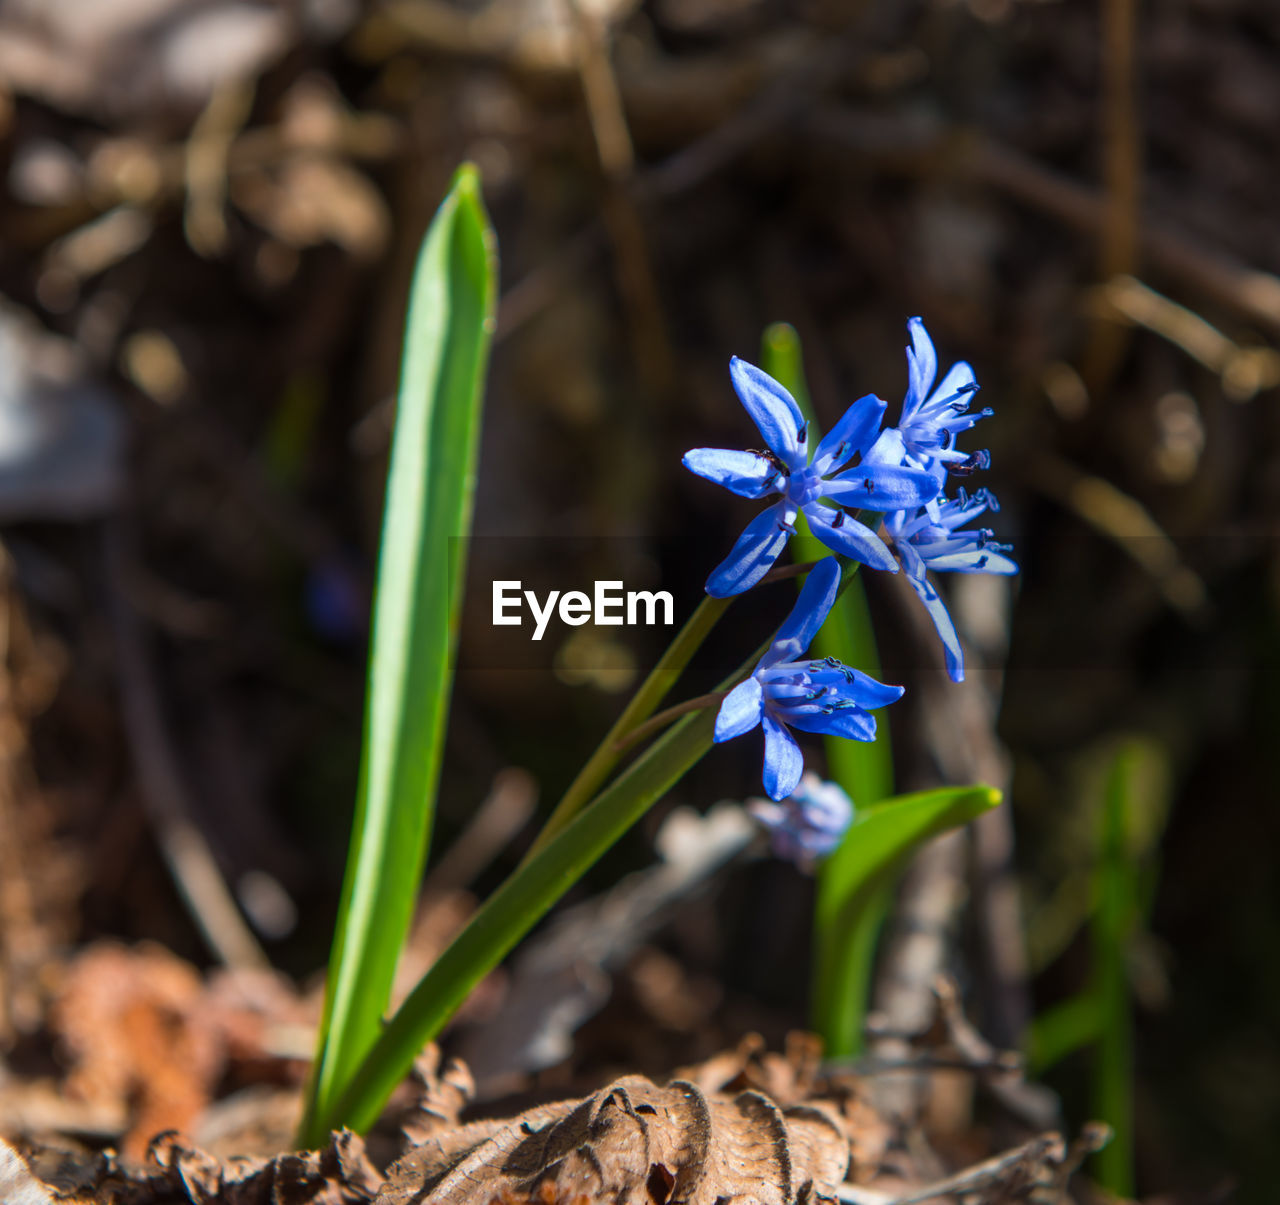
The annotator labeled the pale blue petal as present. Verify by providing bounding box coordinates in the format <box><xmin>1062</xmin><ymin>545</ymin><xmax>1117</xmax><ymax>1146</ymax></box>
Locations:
<box><xmin>823</xmin><ymin>463</ymin><xmax>941</xmax><ymax>512</ymax></box>
<box><xmin>683</xmin><ymin>448</ymin><xmax>781</xmax><ymax>499</ymax></box>
<box><xmin>729</xmin><ymin>357</ymin><xmax>806</xmax><ymax>468</ymax></box>
<box><xmin>908</xmin><ymin>574</ymin><xmax>965</xmax><ymax>683</ymax></box>
<box><xmin>761</xmin><ymin>714</ymin><xmax>804</xmax><ymax>801</ymax></box>
<box><xmin>812</xmin><ymin>394</ymin><xmax>885</xmax><ymax>474</ymax></box>
<box><xmin>787</xmin><ymin>706</ymin><xmax>878</xmax><ymax>742</ymax></box>
<box><xmin>864</xmin><ymin>426</ymin><xmax>908</xmax><ymax>467</ymax></box>
<box><xmin>714</xmin><ymin>676</ymin><xmax>764</xmax><ymax>742</ymax></box>
<box><xmin>895</xmin><ymin>536</ymin><xmax>929</xmax><ymax>583</ymax></box>
<box><xmin>705</xmin><ymin>503</ymin><xmax>792</xmax><ymax>597</ymax></box>
<box><xmin>772</xmin><ymin>556</ymin><xmax>840</xmax><ymax>654</ymax></box>
<box><xmin>806</xmin><ymin>507</ymin><xmax>899</xmax><ymax>573</ymax></box>
<box><xmin>926</xmin><ymin>549</ymin><xmax>1019</xmax><ymax>575</ymax></box>
<box><xmin>903</xmin><ymin>317</ymin><xmax>937</xmax><ymax>421</ymax></box>
<box><xmin>929</xmin><ymin>360</ymin><xmax>977</xmax><ymax>406</ymax></box>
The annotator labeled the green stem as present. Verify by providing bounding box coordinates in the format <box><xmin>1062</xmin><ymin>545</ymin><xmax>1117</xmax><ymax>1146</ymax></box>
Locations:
<box><xmin>612</xmin><ymin>690</ymin><xmax>729</xmax><ymax>752</ymax></box>
<box><xmin>527</xmin><ymin>593</ymin><xmax>728</xmax><ymax>858</ymax></box>
<box><xmin>812</xmin><ymin>879</ymin><xmax>893</xmax><ymax>1054</ymax></box>
<box><xmin>1092</xmin><ymin>746</ymin><xmax>1139</xmax><ymax>1197</ymax></box>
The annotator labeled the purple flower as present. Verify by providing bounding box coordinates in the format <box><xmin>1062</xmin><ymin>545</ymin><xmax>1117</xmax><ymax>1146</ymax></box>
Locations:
<box><xmin>684</xmin><ymin>358</ymin><xmax>939</xmax><ymax>597</ymax></box>
<box><xmin>713</xmin><ymin>558</ymin><xmax>904</xmax><ymax>799</ymax></box>
<box><xmin>749</xmin><ymin>772</ymin><xmax>854</xmax><ymax>869</ymax></box>
<box><xmin>884</xmin><ymin>487</ymin><xmax>1018</xmax><ymax>683</ymax></box>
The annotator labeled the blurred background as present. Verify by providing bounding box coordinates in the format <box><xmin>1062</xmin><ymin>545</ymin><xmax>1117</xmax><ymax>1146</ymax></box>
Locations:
<box><xmin>0</xmin><ymin>0</ymin><xmax>1276</xmax><ymax>1198</ymax></box>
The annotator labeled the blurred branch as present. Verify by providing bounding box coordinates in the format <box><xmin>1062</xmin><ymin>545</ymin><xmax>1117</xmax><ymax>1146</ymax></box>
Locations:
<box><xmin>1096</xmin><ymin>275</ymin><xmax>1280</xmax><ymax>401</ymax></box>
<box><xmin>499</xmin><ymin>30</ymin><xmax>869</xmax><ymax>341</ymax></box>
<box><xmin>567</xmin><ymin>0</ymin><xmax>673</xmax><ymax>394</ymax></box>
<box><xmin>1082</xmin><ymin>0</ymin><xmax>1141</xmax><ymax>389</ymax></box>
<box><xmin>184</xmin><ymin>78</ymin><xmax>256</xmax><ymax>258</ymax></box>
<box><xmin>102</xmin><ymin>521</ymin><xmax>268</xmax><ymax>972</ymax></box>
<box><xmin>808</xmin><ymin>111</ymin><xmax>1280</xmax><ymax>339</ymax></box>
<box><xmin>1025</xmin><ymin>453</ymin><xmax>1210</xmax><ymax>621</ymax></box>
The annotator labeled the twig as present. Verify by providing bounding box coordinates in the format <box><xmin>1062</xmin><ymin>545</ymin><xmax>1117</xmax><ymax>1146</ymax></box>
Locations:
<box><xmin>867</xmin><ymin>829</ymin><xmax>967</xmax><ymax>1123</ymax></box>
<box><xmin>1098</xmin><ymin>274</ymin><xmax>1280</xmax><ymax>400</ymax></box>
<box><xmin>102</xmin><ymin>521</ymin><xmax>267</xmax><ymax>971</ymax></box>
<box><xmin>567</xmin><ymin>0</ymin><xmax>673</xmax><ymax>394</ymax></box>
<box><xmin>758</xmin><ymin>558</ymin><xmax>821</xmax><ymax>585</ymax></box>
<box><xmin>836</xmin><ymin>1134</ymin><xmax>1064</xmax><ymax>1205</ymax></box>
<box><xmin>1024</xmin><ymin>452</ymin><xmax>1209</xmax><ymax>620</ymax></box>
<box><xmin>183</xmin><ymin>77</ymin><xmax>255</xmax><ymax>257</ymax></box>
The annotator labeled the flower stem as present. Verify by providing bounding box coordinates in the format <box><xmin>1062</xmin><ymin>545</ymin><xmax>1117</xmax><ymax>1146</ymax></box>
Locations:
<box><xmin>525</xmin><ymin>594</ymin><xmax>730</xmax><ymax>859</ymax></box>
<box><xmin>611</xmin><ymin>690</ymin><xmax>729</xmax><ymax>753</ymax></box>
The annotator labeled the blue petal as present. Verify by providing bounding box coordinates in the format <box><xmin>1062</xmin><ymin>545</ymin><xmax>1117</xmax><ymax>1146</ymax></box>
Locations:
<box><xmin>761</xmin><ymin>714</ymin><xmax>804</xmax><ymax>800</ymax></box>
<box><xmin>805</xmin><ymin>507</ymin><xmax>898</xmax><ymax>573</ymax></box>
<box><xmin>907</xmin><ymin>574</ymin><xmax>965</xmax><ymax>683</ymax></box>
<box><xmin>787</xmin><ymin>706</ymin><xmax>878</xmax><ymax>742</ymax></box>
<box><xmin>772</xmin><ymin>556</ymin><xmax>840</xmax><ymax>654</ymax></box>
<box><xmin>926</xmin><ymin>549</ymin><xmax>1019</xmax><ymax>575</ymax></box>
<box><xmin>894</xmin><ymin>536</ymin><xmax>929</xmax><ymax>583</ymax></box>
<box><xmin>715</xmin><ymin>676</ymin><xmax>764</xmax><ymax>742</ymax></box>
<box><xmin>903</xmin><ymin>317</ymin><xmax>938</xmax><ymax>422</ymax></box>
<box><xmin>683</xmin><ymin>448</ymin><xmax>781</xmax><ymax>499</ymax></box>
<box><xmin>823</xmin><ymin>463</ymin><xmax>941</xmax><ymax>512</ymax></box>
<box><xmin>929</xmin><ymin>360</ymin><xmax>977</xmax><ymax>407</ymax></box>
<box><xmin>729</xmin><ymin>357</ymin><xmax>806</xmax><ymax>469</ymax></box>
<box><xmin>816</xmin><ymin>668</ymin><xmax>904</xmax><ymax>709</ymax></box>
<box><xmin>705</xmin><ymin>503</ymin><xmax>792</xmax><ymax>597</ymax></box>
<box><xmin>812</xmin><ymin>394</ymin><xmax>885</xmax><ymax>475</ymax></box>
<box><xmin>864</xmin><ymin>426</ymin><xmax>908</xmax><ymax>467</ymax></box>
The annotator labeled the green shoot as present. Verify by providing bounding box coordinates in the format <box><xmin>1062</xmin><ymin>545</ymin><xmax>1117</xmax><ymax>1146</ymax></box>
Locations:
<box><xmin>299</xmin><ymin>165</ymin><xmax>497</xmax><ymax>1146</ymax></box>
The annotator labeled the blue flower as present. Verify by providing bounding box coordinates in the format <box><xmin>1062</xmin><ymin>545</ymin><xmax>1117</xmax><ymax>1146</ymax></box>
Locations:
<box><xmin>867</xmin><ymin>317</ymin><xmax>993</xmax><ymax>499</ymax></box>
<box><xmin>748</xmin><ymin>772</ymin><xmax>854</xmax><ymax>869</ymax></box>
<box><xmin>714</xmin><ymin>558</ymin><xmax>904</xmax><ymax>799</ymax></box>
<box><xmin>884</xmin><ymin>487</ymin><xmax>1018</xmax><ymax>683</ymax></box>
<box><xmin>684</xmin><ymin>358</ymin><xmax>940</xmax><ymax>597</ymax></box>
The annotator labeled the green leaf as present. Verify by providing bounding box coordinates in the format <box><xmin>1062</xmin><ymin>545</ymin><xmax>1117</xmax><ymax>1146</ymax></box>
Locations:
<box><xmin>760</xmin><ymin>323</ymin><xmax>895</xmax><ymax>1055</ymax></box>
<box><xmin>1091</xmin><ymin>741</ymin><xmax>1146</xmax><ymax>1197</ymax></box>
<box><xmin>812</xmin><ymin>785</ymin><xmax>1002</xmax><ymax>1053</ymax></box>
<box><xmin>1027</xmin><ymin>990</ymin><xmax>1103</xmax><ymax>1075</ymax></box>
<box><xmin>300</xmin><ymin>165</ymin><xmax>497</xmax><ymax>1146</ymax></box>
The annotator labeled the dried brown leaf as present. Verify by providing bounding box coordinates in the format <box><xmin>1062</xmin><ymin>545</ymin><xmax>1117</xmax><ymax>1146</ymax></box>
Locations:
<box><xmin>379</xmin><ymin>1070</ymin><xmax>854</xmax><ymax>1205</ymax></box>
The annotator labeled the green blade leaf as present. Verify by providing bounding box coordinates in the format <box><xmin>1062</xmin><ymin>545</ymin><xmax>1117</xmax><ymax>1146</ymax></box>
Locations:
<box><xmin>813</xmin><ymin>785</ymin><xmax>1002</xmax><ymax>1053</ymax></box>
<box><xmin>301</xmin><ymin>165</ymin><xmax>497</xmax><ymax>1145</ymax></box>
<box><xmin>1091</xmin><ymin>741</ymin><xmax>1146</xmax><ymax>1197</ymax></box>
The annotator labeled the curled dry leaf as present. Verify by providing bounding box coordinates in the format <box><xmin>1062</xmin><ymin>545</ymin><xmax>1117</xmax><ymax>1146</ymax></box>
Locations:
<box><xmin>380</xmin><ymin>1071</ymin><xmax>853</xmax><ymax>1205</ymax></box>
<box><xmin>144</xmin><ymin>1129</ymin><xmax>383</xmax><ymax>1205</ymax></box>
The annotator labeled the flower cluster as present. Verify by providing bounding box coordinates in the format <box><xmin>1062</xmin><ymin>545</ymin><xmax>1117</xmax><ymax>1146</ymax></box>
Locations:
<box><xmin>748</xmin><ymin>772</ymin><xmax>854</xmax><ymax>870</ymax></box>
<box><xmin>689</xmin><ymin>318</ymin><xmax>1017</xmax><ymax>837</ymax></box>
